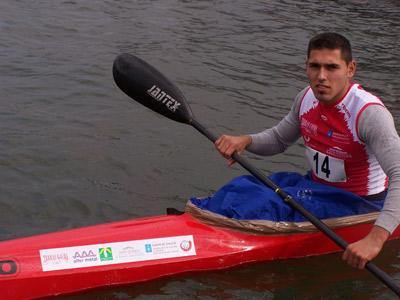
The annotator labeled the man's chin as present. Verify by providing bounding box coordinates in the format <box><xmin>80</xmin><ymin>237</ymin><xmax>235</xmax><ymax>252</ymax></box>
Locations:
<box><xmin>315</xmin><ymin>93</ymin><xmax>334</xmax><ymax>104</ymax></box>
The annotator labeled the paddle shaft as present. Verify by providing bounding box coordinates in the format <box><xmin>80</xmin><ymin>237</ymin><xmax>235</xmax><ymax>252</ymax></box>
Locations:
<box><xmin>190</xmin><ymin>118</ymin><xmax>400</xmax><ymax>296</ymax></box>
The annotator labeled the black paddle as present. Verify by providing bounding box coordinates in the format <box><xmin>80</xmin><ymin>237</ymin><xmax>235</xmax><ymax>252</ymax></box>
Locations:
<box><xmin>112</xmin><ymin>53</ymin><xmax>400</xmax><ymax>296</ymax></box>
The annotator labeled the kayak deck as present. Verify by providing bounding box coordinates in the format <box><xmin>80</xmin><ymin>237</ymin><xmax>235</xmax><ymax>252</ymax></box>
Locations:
<box><xmin>1</xmin><ymin>213</ymin><xmax>398</xmax><ymax>299</ymax></box>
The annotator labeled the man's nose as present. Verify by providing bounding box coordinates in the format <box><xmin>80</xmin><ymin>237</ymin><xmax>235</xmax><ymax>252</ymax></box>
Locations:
<box><xmin>317</xmin><ymin>67</ymin><xmax>327</xmax><ymax>81</ymax></box>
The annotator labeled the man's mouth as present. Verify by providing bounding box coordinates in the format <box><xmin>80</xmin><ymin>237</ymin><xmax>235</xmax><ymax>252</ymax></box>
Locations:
<box><xmin>316</xmin><ymin>84</ymin><xmax>329</xmax><ymax>91</ymax></box>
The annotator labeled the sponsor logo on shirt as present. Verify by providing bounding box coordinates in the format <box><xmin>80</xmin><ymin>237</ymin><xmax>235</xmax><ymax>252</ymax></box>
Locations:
<box><xmin>331</xmin><ymin>132</ymin><xmax>352</xmax><ymax>145</ymax></box>
<box><xmin>326</xmin><ymin>147</ymin><xmax>352</xmax><ymax>159</ymax></box>
<box><xmin>301</xmin><ymin>119</ymin><xmax>318</xmax><ymax>136</ymax></box>
<box><xmin>337</xmin><ymin>103</ymin><xmax>351</xmax><ymax>119</ymax></box>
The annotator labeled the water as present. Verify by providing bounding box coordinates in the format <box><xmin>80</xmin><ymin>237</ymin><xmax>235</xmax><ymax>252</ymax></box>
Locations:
<box><xmin>0</xmin><ymin>0</ymin><xmax>399</xmax><ymax>298</ymax></box>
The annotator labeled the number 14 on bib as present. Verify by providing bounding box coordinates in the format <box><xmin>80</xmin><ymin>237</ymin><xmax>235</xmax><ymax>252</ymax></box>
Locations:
<box><xmin>305</xmin><ymin>147</ymin><xmax>347</xmax><ymax>182</ymax></box>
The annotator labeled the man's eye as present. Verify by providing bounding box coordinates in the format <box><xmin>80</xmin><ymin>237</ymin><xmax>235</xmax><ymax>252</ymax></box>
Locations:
<box><xmin>309</xmin><ymin>64</ymin><xmax>320</xmax><ymax>69</ymax></box>
<box><xmin>326</xmin><ymin>64</ymin><xmax>339</xmax><ymax>70</ymax></box>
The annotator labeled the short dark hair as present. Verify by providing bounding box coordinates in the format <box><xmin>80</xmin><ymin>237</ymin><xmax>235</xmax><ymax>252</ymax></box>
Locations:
<box><xmin>307</xmin><ymin>32</ymin><xmax>353</xmax><ymax>63</ymax></box>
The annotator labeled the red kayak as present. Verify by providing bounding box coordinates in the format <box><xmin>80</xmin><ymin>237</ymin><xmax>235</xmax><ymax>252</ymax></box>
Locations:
<box><xmin>1</xmin><ymin>212</ymin><xmax>399</xmax><ymax>299</ymax></box>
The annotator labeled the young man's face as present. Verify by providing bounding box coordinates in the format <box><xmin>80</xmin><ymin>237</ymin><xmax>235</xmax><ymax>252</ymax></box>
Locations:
<box><xmin>306</xmin><ymin>48</ymin><xmax>356</xmax><ymax>105</ymax></box>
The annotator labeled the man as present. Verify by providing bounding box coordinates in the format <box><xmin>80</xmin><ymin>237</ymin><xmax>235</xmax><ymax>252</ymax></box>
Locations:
<box><xmin>215</xmin><ymin>32</ymin><xmax>400</xmax><ymax>269</ymax></box>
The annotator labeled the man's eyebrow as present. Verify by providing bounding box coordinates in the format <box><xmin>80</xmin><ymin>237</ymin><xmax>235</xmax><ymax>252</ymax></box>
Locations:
<box><xmin>325</xmin><ymin>63</ymin><xmax>340</xmax><ymax>68</ymax></box>
<box><xmin>307</xmin><ymin>62</ymin><xmax>340</xmax><ymax>68</ymax></box>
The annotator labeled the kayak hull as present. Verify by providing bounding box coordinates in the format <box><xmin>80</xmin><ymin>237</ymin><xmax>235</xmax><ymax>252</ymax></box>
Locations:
<box><xmin>1</xmin><ymin>213</ymin><xmax>399</xmax><ymax>299</ymax></box>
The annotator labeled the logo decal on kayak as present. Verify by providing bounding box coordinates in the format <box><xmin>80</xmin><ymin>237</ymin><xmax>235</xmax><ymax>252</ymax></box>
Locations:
<box><xmin>180</xmin><ymin>240</ymin><xmax>192</xmax><ymax>251</ymax></box>
<box><xmin>145</xmin><ymin>244</ymin><xmax>153</xmax><ymax>253</ymax></box>
<box><xmin>40</xmin><ymin>235</ymin><xmax>196</xmax><ymax>272</ymax></box>
<box><xmin>0</xmin><ymin>260</ymin><xmax>17</xmax><ymax>275</ymax></box>
<box><xmin>73</xmin><ymin>250</ymin><xmax>96</xmax><ymax>259</ymax></box>
<box><xmin>147</xmin><ymin>85</ymin><xmax>181</xmax><ymax>112</ymax></box>
<box><xmin>117</xmin><ymin>246</ymin><xmax>145</xmax><ymax>259</ymax></box>
<box><xmin>73</xmin><ymin>250</ymin><xmax>98</xmax><ymax>263</ymax></box>
<box><xmin>42</xmin><ymin>252</ymin><xmax>69</xmax><ymax>265</ymax></box>
<box><xmin>99</xmin><ymin>247</ymin><xmax>113</xmax><ymax>261</ymax></box>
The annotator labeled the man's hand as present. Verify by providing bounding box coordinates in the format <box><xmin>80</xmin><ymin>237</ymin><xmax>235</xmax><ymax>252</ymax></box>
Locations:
<box><xmin>214</xmin><ymin>135</ymin><xmax>252</xmax><ymax>166</ymax></box>
<box><xmin>342</xmin><ymin>225</ymin><xmax>390</xmax><ymax>269</ymax></box>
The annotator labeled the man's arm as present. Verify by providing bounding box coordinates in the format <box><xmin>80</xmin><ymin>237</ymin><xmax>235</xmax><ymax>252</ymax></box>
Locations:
<box><xmin>362</xmin><ymin>106</ymin><xmax>400</xmax><ymax>233</ymax></box>
<box><xmin>343</xmin><ymin>104</ymin><xmax>400</xmax><ymax>268</ymax></box>
<box><xmin>246</xmin><ymin>88</ymin><xmax>307</xmax><ymax>155</ymax></box>
<box><xmin>214</xmin><ymin>88</ymin><xmax>307</xmax><ymax>164</ymax></box>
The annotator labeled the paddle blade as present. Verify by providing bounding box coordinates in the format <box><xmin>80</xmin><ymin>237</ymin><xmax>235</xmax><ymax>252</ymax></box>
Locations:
<box><xmin>113</xmin><ymin>53</ymin><xmax>194</xmax><ymax>124</ymax></box>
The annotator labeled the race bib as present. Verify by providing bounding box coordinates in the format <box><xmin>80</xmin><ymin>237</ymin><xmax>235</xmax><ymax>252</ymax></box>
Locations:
<box><xmin>305</xmin><ymin>147</ymin><xmax>347</xmax><ymax>182</ymax></box>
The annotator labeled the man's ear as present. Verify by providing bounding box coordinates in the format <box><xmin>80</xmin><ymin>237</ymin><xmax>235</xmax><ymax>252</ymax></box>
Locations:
<box><xmin>348</xmin><ymin>60</ymin><xmax>356</xmax><ymax>78</ymax></box>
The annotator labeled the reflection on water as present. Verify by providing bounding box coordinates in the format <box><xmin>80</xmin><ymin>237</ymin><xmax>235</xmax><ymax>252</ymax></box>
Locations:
<box><xmin>0</xmin><ymin>0</ymin><xmax>399</xmax><ymax>299</ymax></box>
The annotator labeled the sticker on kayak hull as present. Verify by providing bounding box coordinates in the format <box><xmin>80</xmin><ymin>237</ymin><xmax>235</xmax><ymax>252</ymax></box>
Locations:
<box><xmin>40</xmin><ymin>235</ymin><xmax>196</xmax><ymax>272</ymax></box>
